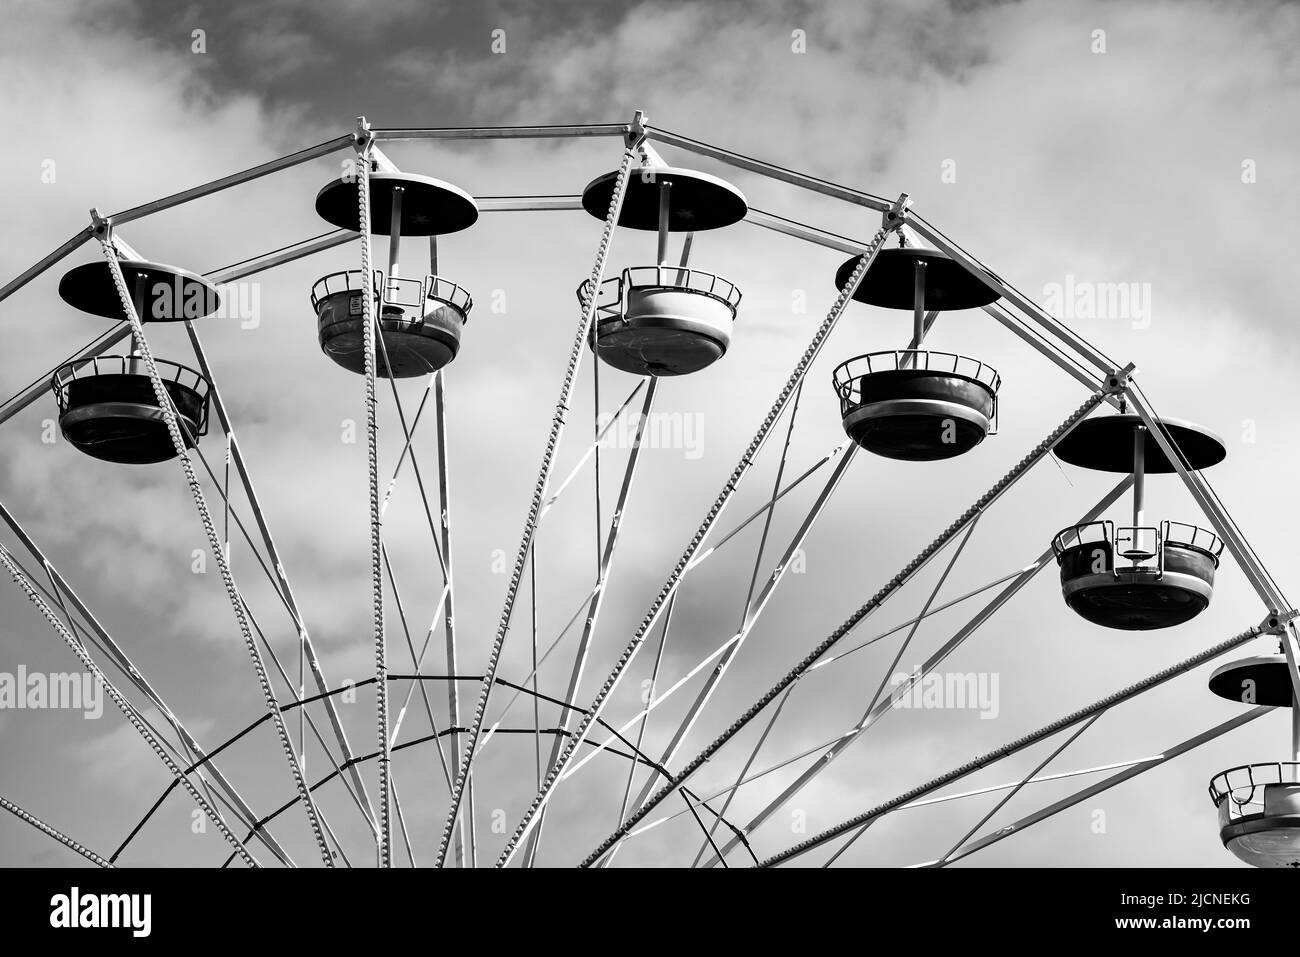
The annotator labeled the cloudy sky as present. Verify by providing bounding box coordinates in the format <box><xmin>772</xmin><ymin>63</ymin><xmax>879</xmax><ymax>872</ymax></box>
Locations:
<box><xmin>1</xmin><ymin>0</ymin><xmax>1298</xmax><ymax>868</ymax></box>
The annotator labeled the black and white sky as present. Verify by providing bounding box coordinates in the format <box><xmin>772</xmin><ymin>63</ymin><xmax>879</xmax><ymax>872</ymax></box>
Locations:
<box><xmin>1</xmin><ymin>0</ymin><xmax>1299</xmax><ymax>867</ymax></box>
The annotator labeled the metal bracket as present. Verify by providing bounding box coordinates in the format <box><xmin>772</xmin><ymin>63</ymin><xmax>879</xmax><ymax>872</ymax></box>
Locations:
<box><xmin>354</xmin><ymin>115</ymin><xmax>375</xmax><ymax>153</ymax></box>
<box><xmin>368</xmin><ymin>145</ymin><xmax>401</xmax><ymax>175</ymax></box>
<box><xmin>1260</xmin><ymin>608</ymin><xmax>1298</xmax><ymax>636</ymax></box>
<box><xmin>1103</xmin><ymin>362</ymin><xmax>1137</xmax><ymax>395</ymax></box>
<box><xmin>882</xmin><ymin>192</ymin><xmax>911</xmax><ymax>232</ymax></box>
<box><xmin>352</xmin><ymin>116</ymin><xmax>399</xmax><ymax>178</ymax></box>
<box><xmin>88</xmin><ymin>207</ymin><xmax>112</xmax><ymax>241</ymax></box>
<box><xmin>88</xmin><ymin>211</ymin><xmax>143</xmax><ymax>268</ymax></box>
<box><xmin>625</xmin><ymin>109</ymin><xmax>649</xmax><ymax>151</ymax></box>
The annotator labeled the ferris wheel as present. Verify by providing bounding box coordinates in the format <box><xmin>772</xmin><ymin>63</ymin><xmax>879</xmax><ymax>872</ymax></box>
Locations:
<box><xmin>1</xmin><ymin>110</ymin><xmax>1296</xmax><ymax>869</ymax></box>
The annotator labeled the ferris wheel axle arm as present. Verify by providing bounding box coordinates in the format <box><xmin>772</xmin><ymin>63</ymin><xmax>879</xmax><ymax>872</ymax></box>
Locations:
<box><xmin>646</xmin><ymin>125</ymin><xmax>895</xmax><ymax>214</ymax></box>
<box><xmin>499</xmin><ymin>226</ymin><xmax>899</xmax><ymax>867</ymax></box>
<box><xmin>108</xmin><ymin>134</ymin><xmax>355</xmax><ymax>228</ymax></box>
<box><xmin>525</xmin><ymin>377</ymin><xmax>661</xmax><ymax>863</ymax></box>
<box><xmin>906</xmin><ymin>212</ymin><xmax>1121</xmax><ymax>380</ymax></box>
<box><xmin>0</xmin><ymin>498</ymin><xmax>299</xmax><ymax>866</ymax></box>
<box><xmin>0</xmin><ymin>793</ymin><xmax>114</xmax><ymax>868</ymax></box>
<box><xmin>437</xmin><ymin>129</ymin><xmax>644</xmax><ymax>868</ymax></box>
<box><xmin>371</xmin><ymin>123</ymin><xmax>633</xmax><ymax>142</ymax></box>
<box><xmin>925</xmin><ymin>708</ymin><xmax>1270</xmax><ymax>869</ymax></box>
<box><xmin>578</xmin><ymin>388</ymin><xmax>1107</xmax><ymax>868</ymax></box>
<box><xmin>744</xmin><ymin>206</ymin><xmax>872</xmax><ymax>255</ymax></box>
<box><xmin>981</xmin><ymin>301</ymin><xmax>1123</xmax><ymax>408</ymax></box>
<box><xmin>433</xmin><ymin>370</ymin><xmax>475</xmax><ymax>867</ymax></box>
<box><xmin>97</xmin><ymin>229</ymin><xmax>385</xmax><ymax>842</ymax></box>
<box><xmin>755</xmin><ymin>622</ymin><xmax>1270</xmax><ymax>867</ymax></box>
<box><xmin>0</xmin><ymin>226</ymin><xmax>93</xmax><ymax>307</ymax></box>
<box><xmin>697</xmin><ymin>474</ymin><xmax>1134</xmax><ymax>866</ymax></box>
<box><xmin>184</xmin><ymin>323</ymin><xmax>381</xmax><ymax>836</ymax></box>
<box><xmin>99</xmin><ymin>239</ymin><xmax>336</xmax><ymax>865</ymax></box>
<box><xmin>628</xmin><ymin>443</ymin><xmax>859</xmax><ymax>819</ymax></box>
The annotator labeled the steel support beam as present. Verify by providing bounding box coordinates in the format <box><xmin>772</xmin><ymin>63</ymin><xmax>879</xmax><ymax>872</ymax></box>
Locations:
<box><xmin>436</xmin><ymin>122</ymin><xmax>645</xmax><ymax>867</ymax></box>
<box><xmin>372</xmin><ymin>124</ymin><xmax>631</xmax><ymax>142</ymax></box>
<box><xmin>0</xmin><ymin>498</ymin><xmax>295</xmax><ymax>865</ymax></box>
<box><xmin>184</xmin><ymin>322</ymin><xmax>380</xmax><ymax>836</ymax></box>
<box><xmin>756</xmin><ymin>622</ymin><xmax>1270</xmax><ymax>867</ymax></box>
<box><xmin>648</xmin><ymin>126</ymin><xmax>894</xmax><ymax>213</ymax></box>
<box><xmin>524</xmin><ymin>376</ymin><xmax>660</xmax><ymax>863</ymax></box>
<box><xmin>577</xmin><ymin>387</ymin><xmax>1110</xmax><ymax>868</ymax></box>
<box><xmin>628</xmin><ymin>443</ymin><xmax>858</xmax><ymax>816</ymax></box>
<box><xmin>109</xmin><ymin>134</ymin><xmax>355</xmax><ymax>226</ymax></box>
<box><xmin>700</xmin><ymin>475</ymin><xmax>1133</xmax><ymax>866</ymax></box>
<box><xmin>0</xmin><ymin>228</ymin><xmax>93</xmax><ymax>306</ymax></box>
<box><xmin>497</xmin><ymin>218</ymin><xmax>900</xmax><ymax>867</ymax></box>
<box><xmin>929</xmin><ymin>708</ymin><xmax>1270</xmax><ymax>868</ymax></box>
<box><xmin>905</xmin><ymin>212</ymin><xmax>1118</xmax><ymax>378</ymax></box>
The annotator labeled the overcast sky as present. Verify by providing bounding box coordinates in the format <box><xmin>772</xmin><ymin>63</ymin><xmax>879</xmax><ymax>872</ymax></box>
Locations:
<box><xmin>1</xmin><ymin>0</ymin><xmax>1298</xmax><ymax>868</ymax></box>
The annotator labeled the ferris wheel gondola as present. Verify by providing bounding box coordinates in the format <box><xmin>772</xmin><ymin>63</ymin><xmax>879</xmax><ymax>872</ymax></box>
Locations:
<box><xmin>831</xmin><ymin>245</ymin><xmax>1003</xmax><ymax>461</ymax></box>
<box><xmin>1207</xmin><ymin>650</ymin><xmax>1300</xmax><ymax>867</ymax></box>
<box><xmin>312</xmin><ymin>169</ymin><xmax>478</xmax><ymax>377</ymax></box>
<box><xmin>53</xmin><ymin>259</ymin><xmax>220</xmax><ymax>463</ymax></box>
<box><xmin>579</xmin><ymin>151</ymin><xmax>747</xmax><ymax>376</ymax></box>
<box><xmin>1051</xmin><ymin>413</ymin><xmax>1227</xmax><ymax>631</ymax></box>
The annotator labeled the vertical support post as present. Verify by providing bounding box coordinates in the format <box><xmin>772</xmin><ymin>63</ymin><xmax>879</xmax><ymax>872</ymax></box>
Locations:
<box><xmin>388</xmin><ymin>186</ymin><xmax>404</xmax><ymax>281</ymax></box>
<box><xmin>676</xmin><ymin>231</ymin><xmax>694</xmax><ymax>285</ymax></box>
<box><xmin>129</xmin><ymin>274</ymin><xmax>148</xmax><ymax>374</ymax></box>
<box><xmin>1292</xmin><ymin>692</ymin><xmax>1300</xmax><ymax>765</ymax></box>
<box><xmin>912</xmin><ymin>258</ymin><xmax>927</xmax><ymax>350</ymax></box>
<box><xmin>900</xmin><ymin>312</ymin><xmax>940</xmax><ymax>370</ymax></box>
<box><xmin>1131</xmin><ymin>423</ymin><xmax>1146</xmax><ymax>559</ymax></box>
<box><xmin>429</xmin><ymin>234</ymin><xmax>439</xmax><ymax>277</ymax></box>
<box><xmin>434</xmin><ymin>368</ymin><xmax>473</xmax><ymax>867</ymax></box>
<box><xmin>657</xmin><ymin>181</ymin><xmax>672</xmax><ymax>266</ymax></box>
<box><xmin>1286</xmin><ymin>621</ymin><xmax>1300</xmax><ymax>772</ymax></box>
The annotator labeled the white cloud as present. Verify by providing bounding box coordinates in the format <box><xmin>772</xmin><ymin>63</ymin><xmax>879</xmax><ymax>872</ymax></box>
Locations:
<box><xmin>1</xmin><ymin>0</ymin><xmax>1296</xmax><ymax>867</ymax></box>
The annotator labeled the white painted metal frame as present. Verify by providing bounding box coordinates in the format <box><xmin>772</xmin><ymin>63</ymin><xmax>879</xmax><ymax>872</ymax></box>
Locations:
<box><xmin>1</xmin><ymin>110</ymin><xmax>1293</xmax><ymax>870</ymax></box>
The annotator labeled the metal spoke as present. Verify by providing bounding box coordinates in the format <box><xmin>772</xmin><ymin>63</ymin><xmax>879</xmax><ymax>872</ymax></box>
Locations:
<box><xmin>756</xmin><ymin>623</ymin><xmax>1270</xmax><ymax>867</ymax></box>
